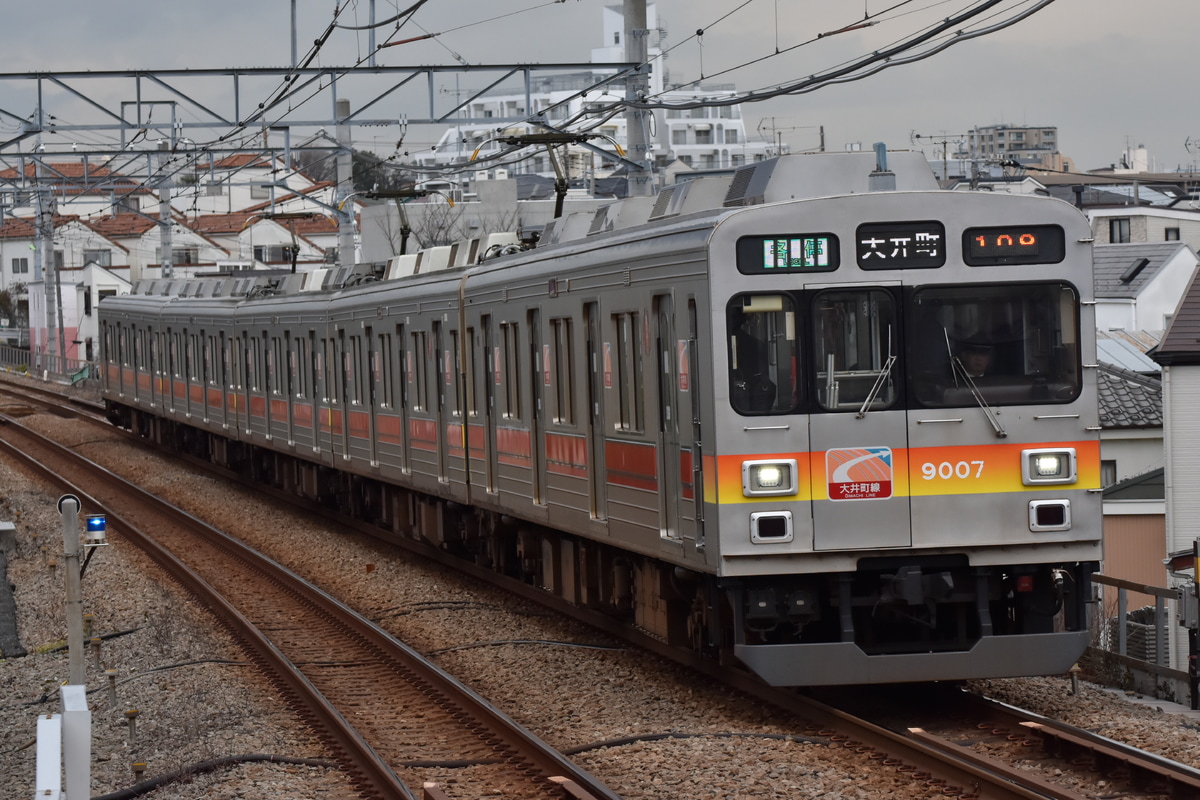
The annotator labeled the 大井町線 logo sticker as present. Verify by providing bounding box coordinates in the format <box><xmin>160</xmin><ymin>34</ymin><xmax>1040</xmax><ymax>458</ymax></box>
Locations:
<box><xmin>826</xmin><ymin>447</ymin><xmax>893</xmax><ymax>500</ymax></box>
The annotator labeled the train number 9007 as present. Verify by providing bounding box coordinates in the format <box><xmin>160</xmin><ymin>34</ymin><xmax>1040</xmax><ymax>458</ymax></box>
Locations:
<box><xmin>921</xmin><ymin>460</ymin><xmax>985</xmax><ymax>480</ymax></box>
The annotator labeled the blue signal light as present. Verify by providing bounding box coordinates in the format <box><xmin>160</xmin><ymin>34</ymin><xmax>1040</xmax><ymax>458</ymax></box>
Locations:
<box><xmin>86</xmin><ymin>515</ymin><xmax>106</xmax><ymax>534</ymax></box>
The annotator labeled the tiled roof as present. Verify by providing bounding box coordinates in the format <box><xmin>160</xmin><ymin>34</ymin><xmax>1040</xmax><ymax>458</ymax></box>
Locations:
<box><xmin>87</xmin><ymin>213</ymin><xmax>164</xmax><ymax>238</ymax></box>
<box><xmin>1096</xmin><ymin>363</ymin><xmax>1162</xmax><ymax>429</ymax></box>
<box><xmin>1093</xmin><ymin>242</ymin><xmax>1191</xmax><ymax>299</ymax></box>
<box><xmin>1152</xmin><ymin>266</ymin><xmax>1200</xmax><ymax>366</ymax></box>
<box><xmin>190</xmin><ymin>210</ymin><xmax>339</xmax><ymax>237</ymax></box>
<box><xmin>212</xmin><ymin>154</ymin><xmax>276</xmax><ymax>170</ymax></box>
<box><xmin>0</xmin><ymin>161</ymin><xmax>118</xmax><ymax>181</ymax></box>
<box><xmin>0</xmin><ymin>215</ymin><xmax>81</xmax><ymax>239</ymax></box>
<box><xmin>0</xmin><ymin>217</ymin><xmax>35</xmax><ymax>238</ymax></box>
<box><xmin>190</xmin><ymin>212</ymin><xmax>257</xmax><ymax>235</ymax></box>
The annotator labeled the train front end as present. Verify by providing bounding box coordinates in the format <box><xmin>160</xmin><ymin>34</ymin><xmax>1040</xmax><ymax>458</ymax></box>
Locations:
<box><xmin>704</xmin><ymin>178</ymin><xmax>1100</xmax><ymax>685</ymax></box>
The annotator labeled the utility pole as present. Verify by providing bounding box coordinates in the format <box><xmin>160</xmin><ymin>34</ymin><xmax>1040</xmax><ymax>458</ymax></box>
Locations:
<box><xmin>623</xmin><ymin>0</ymin><xmax>653</xmax><ymax>196</ymax></box>
<box><xmin>32</xmin><ymin>114</ymin><xmax>60</xmax><ymax>365</ymax></box>
<box><xmin>336</xmin><ymin>99</ymin><xmax>357</xmax><ymax>267</ymax></box>
<box><xmin>158</xmin><ymin>141</ymin><xmax>174</xmax><ymax>279</ymax></box>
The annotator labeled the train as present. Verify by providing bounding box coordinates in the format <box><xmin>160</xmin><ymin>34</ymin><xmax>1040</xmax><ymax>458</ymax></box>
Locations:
<box><xmin>99</xmin><ymin>150</ymin><xmax>1100</xmax><ymax>686</ymax></box>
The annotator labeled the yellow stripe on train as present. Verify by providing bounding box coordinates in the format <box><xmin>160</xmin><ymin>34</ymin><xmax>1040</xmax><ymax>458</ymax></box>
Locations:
<box><xmin>712</xmin><ymin>440</ymin><xmax>1100</xmax><ymax>504</ymax></box>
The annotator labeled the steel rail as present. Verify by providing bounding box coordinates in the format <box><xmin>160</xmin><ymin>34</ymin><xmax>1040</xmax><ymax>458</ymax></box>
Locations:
<box><xmin>0</xmin><ymin>413</ymin><xmax>619</xmax><ymax>800</ymax></box>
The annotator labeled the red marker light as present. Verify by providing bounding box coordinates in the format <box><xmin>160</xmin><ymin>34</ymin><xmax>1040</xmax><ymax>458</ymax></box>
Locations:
<box><xmin>1016</xmin><ymin>575</ymin><xmax>1035</xmax><ymax>593</ymax></box>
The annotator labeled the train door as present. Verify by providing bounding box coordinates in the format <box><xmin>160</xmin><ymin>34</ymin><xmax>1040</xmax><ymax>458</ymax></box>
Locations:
<box><xmin>584</xmin><ymin>302</ymin><xmax>607</xmax><ymax>519</ymax></box>
<box><xmin>241</xmin><ymin>333</ymin><xmax>255</xmax><ymax>438</ymax></box>
<box><xmin>806</xmin><ymin>286</ymin><xmax>911</xmax><ymax>550</ymax></box>
<box><xmin>528</xmin><ymin>309</ymin><xmax>545</xmax><ymax>505</ymax></box>
<box><xmin>432</xmin><ymin>320</ymin><xmax>447</xmax><ymax>481</ymax></box>
<box><xmin>334</xmin><ymin>331</ymin><xmax>350</xmax><ymax>459</ymax></box>
<box><xmin>654</xmin><ymin>294</ymin><xmax>681</xmax><ymax>539</ymax></box>
<box><xmin>482</xmin><ymin>316</ymin><xmax>497</xmax><ymax>493</ymax></box>
<box><xmin>396</xmin><ymin>324</ymin><xmax>410</xmax><ymax>473</ymax></box>
<box><xmin>307</xmin><ymin>331</ymin><xmax>321</xmax><ymax>451</ymax></box>
<box><xmin>365</xmin><ymin>326</ymin><xmax>379</xmax><ymax>465</ymax></box>
<box><xmin>683</xmin><ymin>299</ymin><xmax>703</xmax><ymax>547</ymax></box>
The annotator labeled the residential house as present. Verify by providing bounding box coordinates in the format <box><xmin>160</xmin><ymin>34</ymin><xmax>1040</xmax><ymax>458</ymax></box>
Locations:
<box><xmin>27</xmin><ymin>262</ymin><xmax>130</xmax><ymax>364</ymax></box>
<box><xmin>1092</xmin><ymin>242</ymin><xmax>1199</xmax><ymax>332</ymax></box>
<box><xmin>191</xmin><ymin>209</ymin><xmax>341</xmax><ymax>271</ymax></box>
<box><xmin>1089</xmin><ymin>206</ymin><xmax>1200</xmax><ymax>250</ymax></box>
<box><xmin>176</xmin><ymin>153</ymin><xmax>334</xmax><ymax>216</ymax></box>
<box><xmin>0</xmin><ymin>160</ymin><xmax>154</xmax><ymax>219</ymax></box>
<box><xmin>1146</xmin><ymin>264</ymin><xmax>1200</xmax><ymax>679</ymax></box>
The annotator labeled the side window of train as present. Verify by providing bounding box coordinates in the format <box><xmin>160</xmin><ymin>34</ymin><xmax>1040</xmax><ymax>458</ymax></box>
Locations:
<box><xmin>448</xmin><ymin>329</ymin><xmax>462</xmax><ymax>416</ymax></box>
<box><xmin>812</xmin><ymin>289</ymin><xmax>898</xmax><ymax>413</ymax></box>
<box><xmin>907</xmin><ymin>282</ymin><xmax>1082</xmax><ymax>406</ymax></box>
<box><xmin>463</xmin><ymin>326</ymin><xmax>477</xmax><ymax>417</ymax></box>
<box><xmin>411</xmin><ymin>330</ymin><xmax>428</xmax><ymax>412</ymax></box>
<box><xmin>612</xmin><ymin>312</ymin><xmax>643</xmax><ymax>432</ymax></box>
<box><xmin>727</xmin><ymin>294</ymin><xmax>800</xmax><ymax>416</ymax></box>
<box><xmin>551</xmin><ymin>317</ymin><xmax>575</xmax><ymax>425</ymax></box>
<box><xmin>500</xmin><ymin>321</ymin><xmax>521</xmax><ymax>420</ymax></box>
<box><xmin>378</xmin><ymin>331</ymin><xmax>394</xmax><ymax>409</ymax></box>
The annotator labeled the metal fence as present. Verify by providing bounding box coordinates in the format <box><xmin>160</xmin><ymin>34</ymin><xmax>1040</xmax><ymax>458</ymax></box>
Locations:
<box><xmin>0</xmin><ymin>345</ymin><xmax>96</xmax><ymax>385</ymax></box>
<box><xmin>1091</xmin><ymin>573</ymin><xmax>1191</xmax><ymax>704</ymax></box>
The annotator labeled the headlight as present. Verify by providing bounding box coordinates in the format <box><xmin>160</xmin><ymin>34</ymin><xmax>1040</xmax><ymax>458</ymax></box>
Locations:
<box><xmin>742</xmin><ymin>459</ymin><xmax>798</xmax><ymax>497</ymax></box>
<box><xmin>1022</xmin><ymin>448</ymin><xmax>1076</xmax><ymax>485</ymax></box>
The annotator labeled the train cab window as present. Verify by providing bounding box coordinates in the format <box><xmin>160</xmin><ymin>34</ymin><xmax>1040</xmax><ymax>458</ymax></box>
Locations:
<box><xmin>907</xmin><ymin>283</ymin><xmax>1081</xmax><ymax>407</ymax></box>
<box><xmin>727</xmin><ymin>294</ymin><xmax>800</xmax><ymax>415</ymax></box>
<box><xmin>813</xmin><ymin>289</ymin><xmax>898</xmax><ymax>413</ymax></box>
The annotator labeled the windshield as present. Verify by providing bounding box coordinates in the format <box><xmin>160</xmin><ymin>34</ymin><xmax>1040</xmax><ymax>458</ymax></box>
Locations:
<box><xmin>726</xmin><ymin>283</ymin><xmax>1081</xmax><ymax>415</ymax></box>
<box><xmin>908</xmin><ymin>283</ymin><xmax>1081</xmax><ymax>407</ymax></box>
<box><xmin>728</xmin><ymin>294</ymin><xmax>801</xmax><ymax>415</ymax></box>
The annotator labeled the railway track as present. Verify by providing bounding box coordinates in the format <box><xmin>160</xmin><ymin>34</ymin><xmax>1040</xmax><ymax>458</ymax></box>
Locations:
<box><xmin>809</xmin><ymin>683</ymin><xmax>1200</xmax><ymax>800</ymax></box>
<box><xmin>0</xmin><ymin>399</ymin><xmax>619</xmax><ymax>800</ymax></box>
<box><xmin>5</xmin><ymin>377</ymin><xmax>1199</xmax><ymax>799</ymax></box>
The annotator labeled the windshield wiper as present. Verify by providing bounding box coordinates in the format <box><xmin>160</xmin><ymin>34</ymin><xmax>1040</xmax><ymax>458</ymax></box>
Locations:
<box><xmin>856</xmin><ymin>328</ymin><xmax>896</xmax><ymax>419</ymax></box>
<box><xmin>945</xmin><ymin>329</ymin><xmax>1006</xmax><ymax>438</ymax></box>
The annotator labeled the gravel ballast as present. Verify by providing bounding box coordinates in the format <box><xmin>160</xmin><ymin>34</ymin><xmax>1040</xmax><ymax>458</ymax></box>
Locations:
<box><xmin>1</xmin><ymin>383</ymin><xmax>1198</xmax><ymax>798</ymax></box>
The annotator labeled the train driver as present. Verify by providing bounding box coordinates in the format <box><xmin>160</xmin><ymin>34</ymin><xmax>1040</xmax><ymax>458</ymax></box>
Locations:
<box><xmin>957</xmin><ymin>337</ymin><xmax>992</xmax><ymax>379</ymax></box>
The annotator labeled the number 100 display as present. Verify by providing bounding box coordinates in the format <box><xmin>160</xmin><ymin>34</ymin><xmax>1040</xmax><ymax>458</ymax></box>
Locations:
<box><xmin>962</xmin><ymin>224</ymin><xmax>1065</xmax><ymax>266</ymax></box>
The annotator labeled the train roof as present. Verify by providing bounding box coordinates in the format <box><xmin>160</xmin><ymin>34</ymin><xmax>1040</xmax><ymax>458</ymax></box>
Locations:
<box><xmin>116</xmin><ymin>151</ymin><xmax>949</xmax><ymax>303</ymax></box>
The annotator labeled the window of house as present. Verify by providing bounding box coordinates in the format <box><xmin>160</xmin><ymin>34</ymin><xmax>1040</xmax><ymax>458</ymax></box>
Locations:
<box><xmin>254</xmin><ymin>245</ymin><xmax>296</xmax><ymax>264</ymax></box>
<box><xmin>83</xmin><ymin>249</ymin><xmax>111</xmax><ymax>267</ymax></box>
<box><xmin>155</xmin><ymin>247</ymin><xmax>200</xmax><ymax>265</ymax></box>
<box><xmin>1109</xmin><ymin>218</ymin><xmax>1131</xmax><ymax>243</ymax></box>
<box><xmin>672</xmin><ymin>129</ymin><xmax>687</xmax><ymax>145</ymax></box>
<box><xmin>12</xmin><ymin>257</ymin><xmax>28</xmax><ymax>274</ymax></box>
<box><xmin>1165</xmin><ymin>227</ymin><xmax>1180</xmax><ymax>241</ymax></box>
<box><xmin>695</xmin><ymin>129</ymin><xmax>713</xmax><ymax>145</ymax></box>
<box><xmin>1100</xmin><ymin>460</ymin><xmax>1117</xmax><ymax>488</ymax></box>
<box><xmin>725</xmin><ymin>129</ymin><xmax>739</xmax><ymax>144</ymax></box>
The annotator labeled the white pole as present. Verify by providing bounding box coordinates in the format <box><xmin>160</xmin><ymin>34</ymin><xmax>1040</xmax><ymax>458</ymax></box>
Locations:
<box><xmin>59</xmin><ymin>496</ymin><xmax>85</xmax><ymax>686</ymax></box>
<box><xmin>61</xmin><ymin>685</ymin><xmax>91</xmax><ymax>800</ymax></box>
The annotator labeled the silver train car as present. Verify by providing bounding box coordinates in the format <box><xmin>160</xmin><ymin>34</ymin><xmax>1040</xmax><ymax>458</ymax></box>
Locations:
<box><xmin>100</xmin><ymin>151</ymin><xmax>1100</xmax><ymax>685</ymax></box>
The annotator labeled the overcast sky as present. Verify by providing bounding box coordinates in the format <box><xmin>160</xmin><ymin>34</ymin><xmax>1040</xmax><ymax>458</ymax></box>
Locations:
<box><xmin>2</xmin><ymin>0</ymin><xmax>1196</xmax><ymax>173</ymax></box>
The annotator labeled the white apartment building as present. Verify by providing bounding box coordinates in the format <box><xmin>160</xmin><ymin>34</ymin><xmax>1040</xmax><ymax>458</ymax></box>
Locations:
<box><xmin>414</xmin><ymin>4</ymin><xmax>777</xmax><ymax>189</ymax></box>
